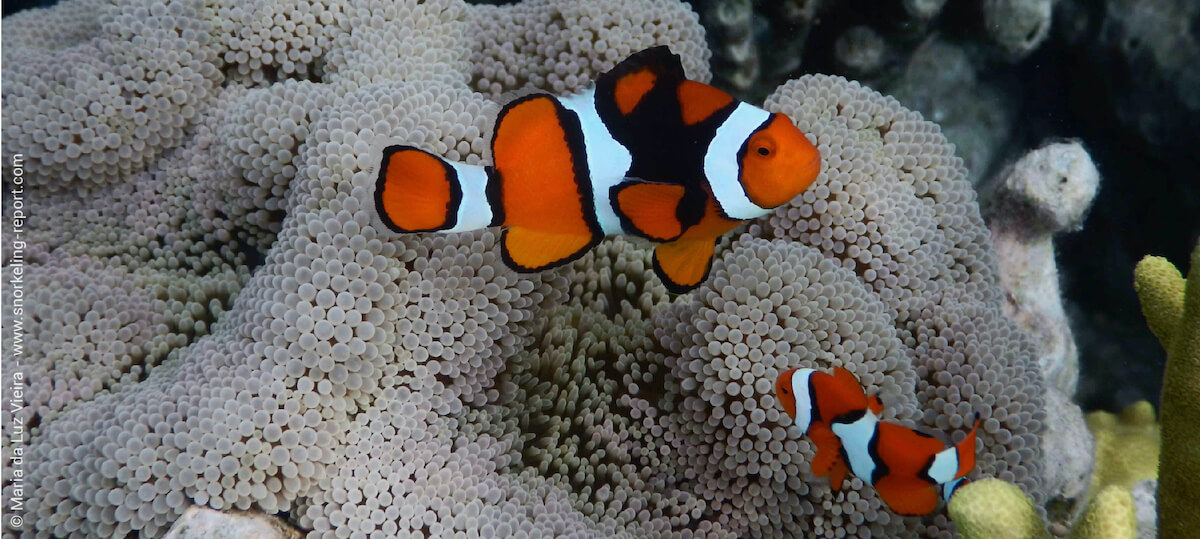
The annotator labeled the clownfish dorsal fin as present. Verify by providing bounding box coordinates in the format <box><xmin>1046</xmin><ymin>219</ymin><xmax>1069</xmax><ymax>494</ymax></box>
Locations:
<box><xmin>831</xmin><ymin>366</ymin><xmax>862</xmax><ymax>389</ymax></box>
<box><xmin>501</xmin><ymin>227</ymin><xmax>599</xmax><ymax>272</ymax></box>
<box><xmin>611</xmin><ymin>179</ymin><xmax>687</xmax><ymax>242</ymax></box>
<box><xmin>868</xmin><ymin>392</ymin><xmax>884</xmax><ymax>416</ymax></box>
<box><xmin>831</xmin><ymin>367</ymin><xmax>871</xmax><ymax>405</ymax></box>
<box><xmin>597</xmin><ymin>46</ymin><xmax>686</xmax><ymax>115</ymax></box>
<box><xmin>652</xmin><ymin>236</ymin><xmax>717</xmax><ymax>294</ymax></box>
<box><xmin>676</xmin><ymin>80</ymin><xmax>735</xmax><ymax>126</ymax></box>
<box><xmin>600</xmin><ymin>46</ymin><xmax>687</xmax><ymax>85</ymax></box>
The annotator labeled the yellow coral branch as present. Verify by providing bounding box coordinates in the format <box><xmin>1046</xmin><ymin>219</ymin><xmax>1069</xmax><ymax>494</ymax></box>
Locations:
<box><xmin>1158</xmin><ymin>242</ymin><xmax>1200</xmax><ymax>539</ymax></box>
<box><xmin>948</xmin><ymin>478</ymin><xmax>1051</xmax><ymax>539</ymax></box>
<box><xmin>1085</xmin><ymin>401</ymin><xmax>1159</xmax><ymax>493</ymax></box>
<box><xmin>1069</xmin><ymin>485</ymin><xmax>1136</xmax><ymax>539</ymax></box>
<box><xmin>1133</xmin><ymin>239</ymin><xmax>1200</xmax><ymax>539</ymax></box>
<box><xmin>1133</xmin><ymin>255</ymin><xmax>1185</xmax><ymax>349</ymax></box>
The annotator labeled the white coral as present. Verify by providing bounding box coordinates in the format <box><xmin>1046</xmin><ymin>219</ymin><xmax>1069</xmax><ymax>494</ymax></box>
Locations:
<box><xmin>983</xmin><ymin>141</ymin><xmax>1100</xmax><ymax>394</ymax></box>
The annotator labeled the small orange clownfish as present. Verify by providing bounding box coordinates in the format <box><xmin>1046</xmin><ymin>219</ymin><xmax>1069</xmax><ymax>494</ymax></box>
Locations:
<box><xmin>373</xmin><ymin>46</ymin><xmax>821</xmax><ymax>293</ymax></box>
<box><xmin>775</xmin><ymin>367</ymin><xmax>980</xmax><ymax>516</ymax></box>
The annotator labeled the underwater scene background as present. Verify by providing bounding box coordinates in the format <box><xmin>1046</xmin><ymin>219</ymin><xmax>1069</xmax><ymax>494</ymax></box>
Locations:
<box><xmin>1</xmin><ymin>0</ymin><xmax>1197</xmax><ymax>537</ymax></box>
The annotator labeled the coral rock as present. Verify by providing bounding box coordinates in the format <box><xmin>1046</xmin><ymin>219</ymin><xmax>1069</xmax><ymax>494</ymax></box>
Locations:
<box><xmin>983</xmin><ymin>0</ymin><xmax>1053</xmax><ymax>58</ymax></box>
<box><xmin>699</xmin><ymin>0</ymin><xmax>758</xmax><ymax>93</ymax></box>
<box><xmin>887</xmin><ymin>38</ymin><xmax>1015</xmax><ymax>185</ymax></box>
<box><xmin>1039</xmin><ymin>387</ymin><xmax>1094</xmax><ymax>528</ymax></box>
<box><xmin>163</xmin><ymin>506</ymin><xmax>302</xmax><ymax>539</ymax></box>
<box><xmin>834</xmin><ymin>26</ymin><xmax>887</xmax><ymax>78</ymax></box>
<box><xmin>984</xmin><ymin>140</ymin><xmax>1100</xmax><ymax>395</ymax></box>
<box><xmin>1095</xmin><ymin>0</ymin><xmax>1200</xmax><ymax>158</ymax></box>
<box><xmin>1131</xmin><ymin>479</ymin><xmax>1157</xmax><ymax>539</ymax></box>
<box><xmin>903</xmin><ymin>0</ymin><xmax>947</xmax><ymax>20</ymax></box>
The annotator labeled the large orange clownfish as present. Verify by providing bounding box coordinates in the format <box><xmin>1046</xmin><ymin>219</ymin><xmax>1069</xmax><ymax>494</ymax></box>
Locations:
<box><xmin>775</xmin><ymin>367</ymin><xmax>980</xmax><ymax>516</ymax></box>
<box><xmin>373</xmin><ymin>46</ymin><xmax>821</xmax><ymax>292</ymax></box>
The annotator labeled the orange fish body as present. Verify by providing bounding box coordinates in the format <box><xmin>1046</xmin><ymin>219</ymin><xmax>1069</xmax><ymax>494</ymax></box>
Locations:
<box><xmin>776</xmin><ymin>367</ymin><xmax>884</xmax><ymax>490</ymax></box>
<box><xmin>776</xmin><ymin>367</ymin><xmax>979</xmax><ymax>515</ymax></box>
<box><xmin>374</xmin><ymin>46</ymin><xmax>821</xmax><ymax>292</ymax></box>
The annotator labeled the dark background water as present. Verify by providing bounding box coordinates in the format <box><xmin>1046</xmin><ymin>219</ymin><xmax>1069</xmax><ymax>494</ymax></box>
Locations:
<box><xmin>5</xmin><ymin>0</ymin><xmax>1198</xmax><ymax>412</ymax></box>
<box><xmin>2</xmin><ymin>0</ymin><xmax>55</xmax><ymax>17</ymax></box>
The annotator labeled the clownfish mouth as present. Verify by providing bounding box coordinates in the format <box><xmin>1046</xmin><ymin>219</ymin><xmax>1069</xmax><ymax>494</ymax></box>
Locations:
<box><xmin>802</xmin><ymin>154</ymin><xmax>821</xmax><ymax>173</ymax></box>
<box><xmin>792</xmin><ymin>154</ymin><xmax>821</xmax><ymax>185</ymax></box>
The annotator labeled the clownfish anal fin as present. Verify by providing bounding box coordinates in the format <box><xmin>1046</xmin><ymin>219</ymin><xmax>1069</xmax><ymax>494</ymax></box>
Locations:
<box><xmin>652</xmin><ymin>237</ymin><xmax>717</xmax><ymax>293</ymax></box>
<box><xmin>828</xmin><ymin>455</ymin><xmax>850</xmax><ymax>492</ymax></box>
<box><xmin>872</xmin><ymin>479</ymin><xmax>940</xmax><ymax>516</ymax></box>
<box><xmin>611</xmin><ymin>180</ymin><xmax>686</xmax><ymax>242</ymax></box>
<box><xmin>808</xmin><ymin>424</ymin><xmax>844</xmax><ymax>483</ymax></box>
<box><xmin>501</xmin><ymin>226</ymin><xmax>598</xmax><ymax>272</ymax></box>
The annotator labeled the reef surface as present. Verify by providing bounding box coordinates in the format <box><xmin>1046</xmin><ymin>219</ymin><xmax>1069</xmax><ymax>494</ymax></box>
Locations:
<box><xmin>2</xmin><ymin>0</ymin><xmax>1061</xmax><ymax>537</ymax></box>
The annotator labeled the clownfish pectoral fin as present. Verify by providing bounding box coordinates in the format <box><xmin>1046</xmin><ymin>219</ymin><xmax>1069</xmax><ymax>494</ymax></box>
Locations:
<box><xmin>611</xmin><ymin>180</ymin><xmax>686</xmax><ymax>242</ymax></box>
<box><xmin>501</xmin><ymin>226</ymin><xmax>599</xmax><ymax>272</ymax></box>
<box><xmin>807</xmin><ymin>424</ymin><xmax>842</xmax><ymax>479</ymax></box>
<box><xmin>872</xmin><ymin>478</ymin><xmax>940</xmax><ymax>516</ymax></box>
<box><xmin>597</xmin><ymin>46</ymin><xmax>686</xmax><ymax>116</ymax></box>
<box><xmin>652</xmin><ymin>237</ymin><xmax>717</xmax><ymax>293</ymax></box>
<box><xmin>375</xmin><ymin>145</ymin><xmax>462</xmax><ymax>233</ymax></box>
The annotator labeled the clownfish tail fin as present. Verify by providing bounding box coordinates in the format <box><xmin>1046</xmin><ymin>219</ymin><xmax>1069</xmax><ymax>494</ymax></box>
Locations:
<box><xmin>953</xmin><ymin>413</ymin><xmax>981</xmax><ymax>480</ymax></box>
<box><xmin>941</xmin><ymin>414</ymin><xmax>980</xmax><ymax>504</ymax></box>
<box><xmin>374</xmin><ymin>145</ymin><xmax>498</xmax><ymax>234</ymax></box>
<box><xmin>939</xmin><ymin>477</ymin><xmax>968</xmax><ymax>503</ymax></box>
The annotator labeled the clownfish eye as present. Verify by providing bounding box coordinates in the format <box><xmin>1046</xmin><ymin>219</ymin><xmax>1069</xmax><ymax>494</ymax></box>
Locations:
<box><xmin>781</xmin><ymin>386</ymin><xmax>790</xmax><ymax>394</ymax></box>
<box><xmin>750</xmin><ymin>133</ymin><xmax>777</xmax><ymax>158</ymax></box>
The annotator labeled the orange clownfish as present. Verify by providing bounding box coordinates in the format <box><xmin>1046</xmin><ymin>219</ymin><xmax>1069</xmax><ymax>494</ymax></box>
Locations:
<box><xmin>775</xmin><ymin>367</ymin><xmax>980</xmax><ymax>516</ymax></box>
<box><xmin>373</xmin><ymin>46</ymin><xmax>821</xmax><ymax>292</ymax></box>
